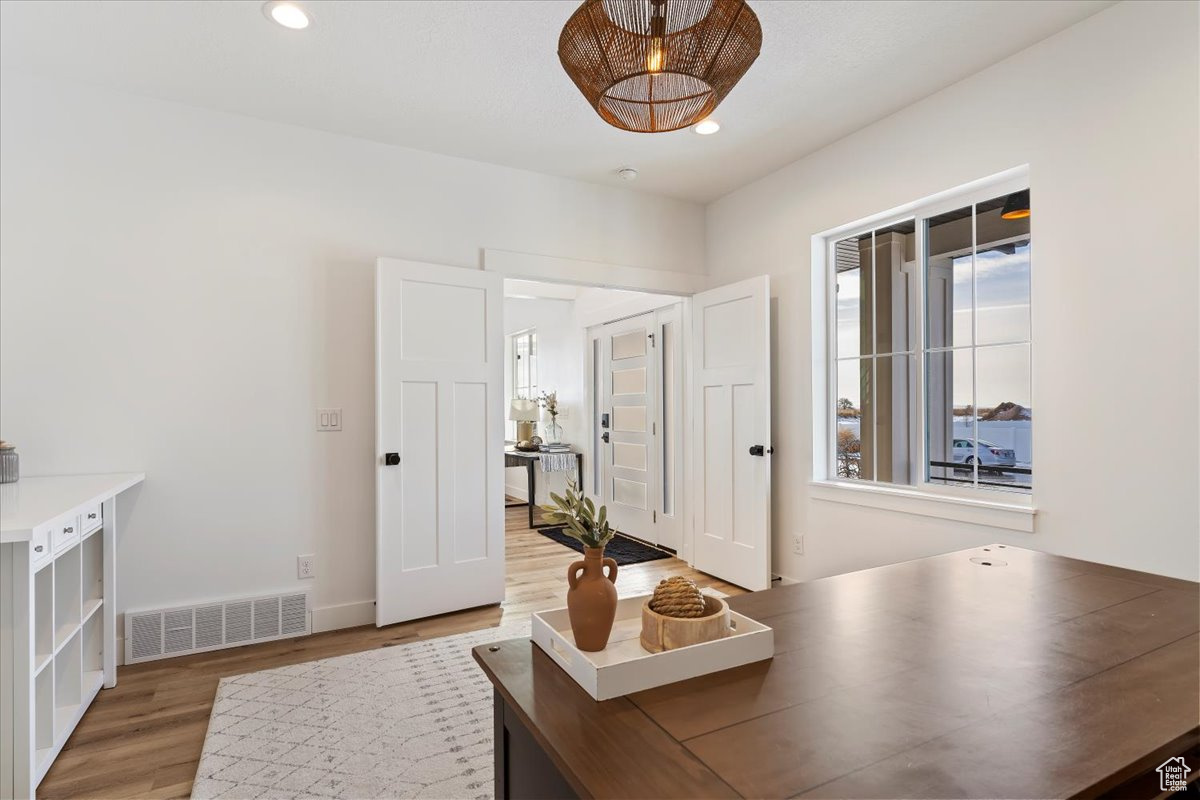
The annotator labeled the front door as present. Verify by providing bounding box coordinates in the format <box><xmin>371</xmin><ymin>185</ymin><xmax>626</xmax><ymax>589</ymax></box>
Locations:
<box><xmin>600</xmin><ymin>313</ymin><xmax>657</xmax><ymax>542</ymax></box>
<box><xmin>690</xmin><ymin>276</ymin><xmax>772</xmax><ymax>590</ymax></box>
<box><xmin>375</xmin><ymin>258</ymin><xmax>504</xmax><ymax>626</ymax></box>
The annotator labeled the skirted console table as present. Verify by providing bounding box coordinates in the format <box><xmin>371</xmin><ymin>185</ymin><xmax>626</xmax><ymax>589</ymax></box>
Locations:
<box><xmin>503</xmin><ymin>447</ymin><xmax>583</xmax><ymax>529</ymax></box>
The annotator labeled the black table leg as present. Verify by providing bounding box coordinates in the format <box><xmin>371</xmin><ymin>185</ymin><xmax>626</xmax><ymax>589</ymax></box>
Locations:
<box><xmin>527</xmin><ymin>460</ymin><xmax>535</xmax><ymax>529</ymax></box>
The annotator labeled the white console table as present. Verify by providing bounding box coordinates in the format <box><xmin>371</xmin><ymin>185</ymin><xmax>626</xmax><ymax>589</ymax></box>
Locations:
<box><xmin>0</xmin><ymin>473</ymin><xmax>144</xmax><ymax>799</ymax></box>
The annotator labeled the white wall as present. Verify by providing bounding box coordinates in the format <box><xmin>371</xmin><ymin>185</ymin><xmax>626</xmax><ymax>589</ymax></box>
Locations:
<box><xmin>502</xmin><ymin>297</ymin><xmax>585</xmax><ymax>504</ymax></box>
<box><xmin>705</xmin><ymin>0</ymin><xmax>1199</xmax><ymax>581</ymax></box>
<box><xmin>0</xmin><ymin>71</ymin><xmax>705</xmax><ymax>632</ymax></box>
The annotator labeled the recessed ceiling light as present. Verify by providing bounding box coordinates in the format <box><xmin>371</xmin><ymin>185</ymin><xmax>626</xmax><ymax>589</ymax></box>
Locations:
<box><xmin>263</xmin><ymin>1</ymin><xmax>311</xmax><ymax>30</ymax></box>
<box><xmin>693</xmin><ymin>119</ymin><xmax>721</xmax><ymax>135</ymax></box>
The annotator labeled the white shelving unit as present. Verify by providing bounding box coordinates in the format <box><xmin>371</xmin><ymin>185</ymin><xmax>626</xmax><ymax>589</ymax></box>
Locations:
<box><xmin>1</xmin><ymin>473</ymin><xmax>144</xmax><ymax>799</ymax></box>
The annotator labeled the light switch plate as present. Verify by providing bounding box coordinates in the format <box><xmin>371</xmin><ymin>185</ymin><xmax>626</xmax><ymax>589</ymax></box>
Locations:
<box><xmin>317</xmin><ymin>408</ymin><xmax>342</xmax><ymax>432</ymax></box>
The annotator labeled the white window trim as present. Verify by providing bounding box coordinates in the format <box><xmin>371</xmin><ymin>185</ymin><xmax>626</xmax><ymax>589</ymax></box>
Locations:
<box><xmin>810</xmin><ymin>166</ymin><xmax>1035</xmax><ymax>530</ymax></box>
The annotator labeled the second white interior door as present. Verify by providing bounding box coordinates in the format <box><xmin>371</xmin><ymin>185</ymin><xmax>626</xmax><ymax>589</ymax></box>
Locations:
<box><xmin>600</xmin><ymin>314</ymin><xmax>657</xmax><ymax>541</ymax></box>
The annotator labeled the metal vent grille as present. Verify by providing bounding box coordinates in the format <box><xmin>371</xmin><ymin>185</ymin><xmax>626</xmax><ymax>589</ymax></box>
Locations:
<box><xmin>125</xmin><ymin>591</ymin><xmax>310</xmax><ymax>664</ymax></box>
<box><xmin>253</xmin><ymin>597</ymin><xmax>280</xmax><ymax>639</ymax></box>
<box><xmin>281</xmin><ymin>594</ymin><xmax>307</xmax><ymax>636</ymax></box>
<box><xmin>225</xmin><ymin>601</ymin><xmax>252</xmax><ymax>644</ymax></box>
<box><xmin>163</xmin><ymin>609</ymin><xmax>194</xmax><ymax>654</ymax></box>
<box><xmin>195</xmin><ymin>605</ymin><xmax>224</xmax><ymax>650</ymax></box>
<box><xmin>129</xmin><ymin>613</ymin><xmax>162</xmax><ymax>661</ymax></box>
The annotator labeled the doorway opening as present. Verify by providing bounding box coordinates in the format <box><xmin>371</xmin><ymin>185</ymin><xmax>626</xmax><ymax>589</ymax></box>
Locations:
<box><xmin>501</xmin><ymin>279</ymin><xmax>683</xmax><ymax>551</ymax></box>
<box><xmin>374</xmin><ymin>257</ymin><xmax>771</xmax><ymax>628</ymax></box>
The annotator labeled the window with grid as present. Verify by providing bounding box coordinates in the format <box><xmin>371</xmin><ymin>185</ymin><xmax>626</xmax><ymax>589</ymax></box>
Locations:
<box><xmin>509</xmin><ymin>329</ymin><xmax>537</xmax><ymax>440</ymax></box>
<box><xmin>830</xmin><ymin>181</ymin><xmax>1032</xmax><ymax>495</ymax></box>
<box><xmin>512</xmin><ymin>329</ymin><xmax>537</xmax><ymax>401</ymax></box>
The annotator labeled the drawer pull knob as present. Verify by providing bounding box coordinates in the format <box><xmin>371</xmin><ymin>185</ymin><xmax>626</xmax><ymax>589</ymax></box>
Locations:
<box><xmin>87</xmin><ymin>513</ymin><xmax>97</xmax><ymax>519</ymax></box>
<box><xmin>35</xmin><ymin>545</ymin><xmax>44</xmax><ymax>553</ymax></box>
<box><xmin>64</xmin><ymin>526</ymin><xmax>74</xmax><ymax>534</ymax></box>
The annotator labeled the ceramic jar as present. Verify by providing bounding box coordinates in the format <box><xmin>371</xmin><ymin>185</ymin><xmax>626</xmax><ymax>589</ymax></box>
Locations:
<box><xmin>566</xmin><ymin>546</ymin><xmax>618</xmax><ymax>651</ymax></box>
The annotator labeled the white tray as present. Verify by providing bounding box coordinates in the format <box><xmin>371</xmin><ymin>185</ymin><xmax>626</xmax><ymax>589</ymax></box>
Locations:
<box><xmin>531</xmin><ymin>591</ymin><xmax>774</xmax><ymax>701</ymax></box>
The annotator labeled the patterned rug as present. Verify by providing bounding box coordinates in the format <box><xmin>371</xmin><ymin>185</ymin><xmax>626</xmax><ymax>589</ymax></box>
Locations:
<box><xmin>536</xmin><ymin>527</ymin><xmax>672</xmax><ymax>565</ymax></box>
<box><xmin>190</xmin><ymin>623</ymin><xmax>530</xmax><ymax>800</ymax></box>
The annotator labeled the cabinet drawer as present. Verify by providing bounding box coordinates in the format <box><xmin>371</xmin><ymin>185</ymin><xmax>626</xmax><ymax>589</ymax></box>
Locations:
<box><xmin>80</xmin><ymin>504</ymin><xmax>102</xmax><ymax>534</ymax></box>
<box><xmin>53</xmin><ymin>515</ymin><xmax>80</xmax><ymax>553</ymax></box>
<box><xmin>31</xmin><ymin>524</ymin><xmax>53</xmax><ymax>567</ymax></box>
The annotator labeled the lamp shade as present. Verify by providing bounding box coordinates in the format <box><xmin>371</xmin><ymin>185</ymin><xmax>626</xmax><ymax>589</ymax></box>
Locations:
<box><xmin>508</xmin><ymin>398</ymin><xmax>540</xmax><ymax>422</ymax></box>
<box><xmin>559</xmin><ymin>0</ymin><xmax>762</xmax><ymax>133</ymax></box>
<box><xmin>1001</xmin><ymin>189</ymin><xmax>1031</xmax><ymax>220</ymax></box>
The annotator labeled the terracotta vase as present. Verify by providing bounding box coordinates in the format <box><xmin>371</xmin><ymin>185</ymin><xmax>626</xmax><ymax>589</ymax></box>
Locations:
<box><xmin>566</xmin><ymin>546</ymin><xmax>619</xmax><ymax>651</ymax></box>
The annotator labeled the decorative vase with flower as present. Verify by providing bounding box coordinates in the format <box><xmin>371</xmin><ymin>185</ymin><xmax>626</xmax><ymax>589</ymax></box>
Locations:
<box><xmin>538</xmin><ymin>390</ymin><xmax>563</xmax><ymax>444</ymax></box>
<box><xmin>540</xmin><ymin>480</ymin><xmax>618</xmax><ymax>651</ymax></box>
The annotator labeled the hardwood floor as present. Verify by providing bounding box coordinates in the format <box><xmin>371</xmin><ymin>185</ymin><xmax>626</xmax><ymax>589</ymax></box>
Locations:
<box><xmin>37</xmin><ymin>502</ymin><xmax>743</xmax><ymax>799</ymax></box>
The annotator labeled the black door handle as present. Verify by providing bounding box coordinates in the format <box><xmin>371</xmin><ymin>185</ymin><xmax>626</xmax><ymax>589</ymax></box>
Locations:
<box><xmin>749</xmin><ymin>445</ymin><xmax>773</xmax><ymax>456</ymax></box>
<box><xmin>384</xmin><ymin>452</ymin><xmax>400</xmax><ymax>466</ymax></box>
<box><xmin>601</xmin><ymin>432</ymin><xmax>610</xmax><ymax>443</ymax></box>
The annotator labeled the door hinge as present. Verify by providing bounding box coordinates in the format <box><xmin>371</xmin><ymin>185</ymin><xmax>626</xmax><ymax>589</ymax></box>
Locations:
<box><xmin>648</xmin><ymin>332</ymin><xmax>655</xmax><ymax>348</ymax></box>
<box><xmin>653</xmin><ymin>510</ymin><xmax>657</xmax><ymax>523</ymax></box>
<box><xmin>652</xmin><ymin>422</ymin><xmax>656</xmax><ymax>435</ymax></box>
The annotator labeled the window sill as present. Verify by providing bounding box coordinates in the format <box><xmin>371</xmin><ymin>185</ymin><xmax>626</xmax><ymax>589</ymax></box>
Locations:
<box><xmin>809</xmin><ymin>480</ymin><xmax>1035</xmax><ymax>533</ymax></box>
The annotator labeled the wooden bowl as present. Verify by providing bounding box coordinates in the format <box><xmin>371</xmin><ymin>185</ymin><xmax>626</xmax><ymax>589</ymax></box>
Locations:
<box><xmin>640</xmin><ymin>595</ymin><xmax>730</xmax><ymax>653</ymax></box>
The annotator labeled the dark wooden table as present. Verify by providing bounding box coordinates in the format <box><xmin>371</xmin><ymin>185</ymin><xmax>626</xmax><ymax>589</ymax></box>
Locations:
<box><xmin>474</xmin><ymin>545</ymin><xmax>1199</xmax><ymax>799</ymax></box>
<box><xmin>504</xmin><ymin>448</ymin><xmax>584</xmax><ymax>529</ymax></box>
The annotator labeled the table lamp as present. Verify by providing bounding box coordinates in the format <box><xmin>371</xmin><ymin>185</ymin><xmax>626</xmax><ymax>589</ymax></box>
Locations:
<box><xmin>509</xmin><ymin>398</ymin><xmax>539</xmax><ymax>443</ymax></box>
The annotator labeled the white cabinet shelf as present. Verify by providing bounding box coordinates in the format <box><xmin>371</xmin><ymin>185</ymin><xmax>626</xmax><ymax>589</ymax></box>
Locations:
<box><xmin>53</xmin><ymin>623</ymin><xmax>78</xmax><ymax>654</ymax></box>
<box><xmin>82</xmin><ymin>598</ymin><xmax>103</xmax><ymax>625</ymax></box>
<box><xmin>1</xmin><ymin>473</ymin><xmax>144</xmax><ymax>799</ymax></box>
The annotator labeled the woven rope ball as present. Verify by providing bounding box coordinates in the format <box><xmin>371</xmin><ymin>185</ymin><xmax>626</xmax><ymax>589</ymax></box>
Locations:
<box><xmin>649</xmin><ymin>576</ymin><xmax>707</xmax><ymax>618</ymax></box>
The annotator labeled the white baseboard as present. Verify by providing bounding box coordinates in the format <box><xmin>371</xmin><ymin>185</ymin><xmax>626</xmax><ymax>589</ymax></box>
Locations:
<box><xmin>505</xmin><ymin>482</ymin><xmax>528</xmax><ymax>502</ymax></box>
<box><xmin>312</xmin><ymin>600</ymin><xmax>375</xmax><ymax>632</ymax></box>
<box><xmin>772</xmin><ymin>573</ymin><xmax>801</xmax><ymax>586</ymax></box>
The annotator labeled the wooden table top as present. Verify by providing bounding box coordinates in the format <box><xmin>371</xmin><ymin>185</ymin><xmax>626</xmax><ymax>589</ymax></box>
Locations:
<box><xmin>473</xmin><ymin>545</ymin><xmax>1200</xmax><ymax>799</ymax></box>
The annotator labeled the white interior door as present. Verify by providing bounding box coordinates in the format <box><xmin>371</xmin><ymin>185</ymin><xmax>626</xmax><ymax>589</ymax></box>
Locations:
<box><xmin>600</xmin><ymin>314</ymin><xmax>658</xmax><ymax>541</ymax></box>
<box><xmin>375</xmin><ymin>258</ymin><xmax>504</xmax><ymax>626</ymax></box>
<box><xmin>691</xmin><ymin>275</ymin><xmax>772</xmax><ymax>590</ymax></box>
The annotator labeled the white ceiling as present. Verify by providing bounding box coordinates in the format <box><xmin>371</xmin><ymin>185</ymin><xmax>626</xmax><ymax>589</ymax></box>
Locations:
<box><xmin>0</xmin><ymin>0</ymin><xmax>1110</xmax><ymax>203</ymax></box>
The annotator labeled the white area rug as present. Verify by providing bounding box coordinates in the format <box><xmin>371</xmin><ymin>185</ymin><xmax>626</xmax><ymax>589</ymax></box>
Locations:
<box><xmin>191</xmin><ymin>623</ymin><xmax>530</xmax><ymax>800</ymax></box>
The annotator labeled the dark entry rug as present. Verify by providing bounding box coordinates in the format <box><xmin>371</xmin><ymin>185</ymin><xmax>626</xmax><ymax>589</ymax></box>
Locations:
<box><xmin>537</xmin><ymin>527</ymin><xmax>672</xmax><ymax>566</ymax></box>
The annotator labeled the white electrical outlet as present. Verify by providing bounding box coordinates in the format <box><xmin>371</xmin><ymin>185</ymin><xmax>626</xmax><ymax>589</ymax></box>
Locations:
<box><xmin>792</xmin><ymin>534</ymin><xmax>805</xmax><ymax>555</ymax></box>
<box><xmin>317</xmin><ymin>408</ymin><xmax>342</xmax><ymax>432</ymax></box>
<box><xmin>297</xmin><ymin>554</ymin><xmax>316</xmax><ymax>578</ymax></box>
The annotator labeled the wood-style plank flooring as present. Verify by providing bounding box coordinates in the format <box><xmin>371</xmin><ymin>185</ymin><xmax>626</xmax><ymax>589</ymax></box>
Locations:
<box><xmin>37</xmin><ymin>501</ymin><xmax>743</xmax><ymax>799</ymax></box>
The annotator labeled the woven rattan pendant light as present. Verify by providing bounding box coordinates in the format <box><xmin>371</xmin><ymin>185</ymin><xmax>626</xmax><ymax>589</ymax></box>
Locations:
<box><xmin>559</xmin><ymin>0</ymin><xmax>762</xmax><ymax>133</ymax></box>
